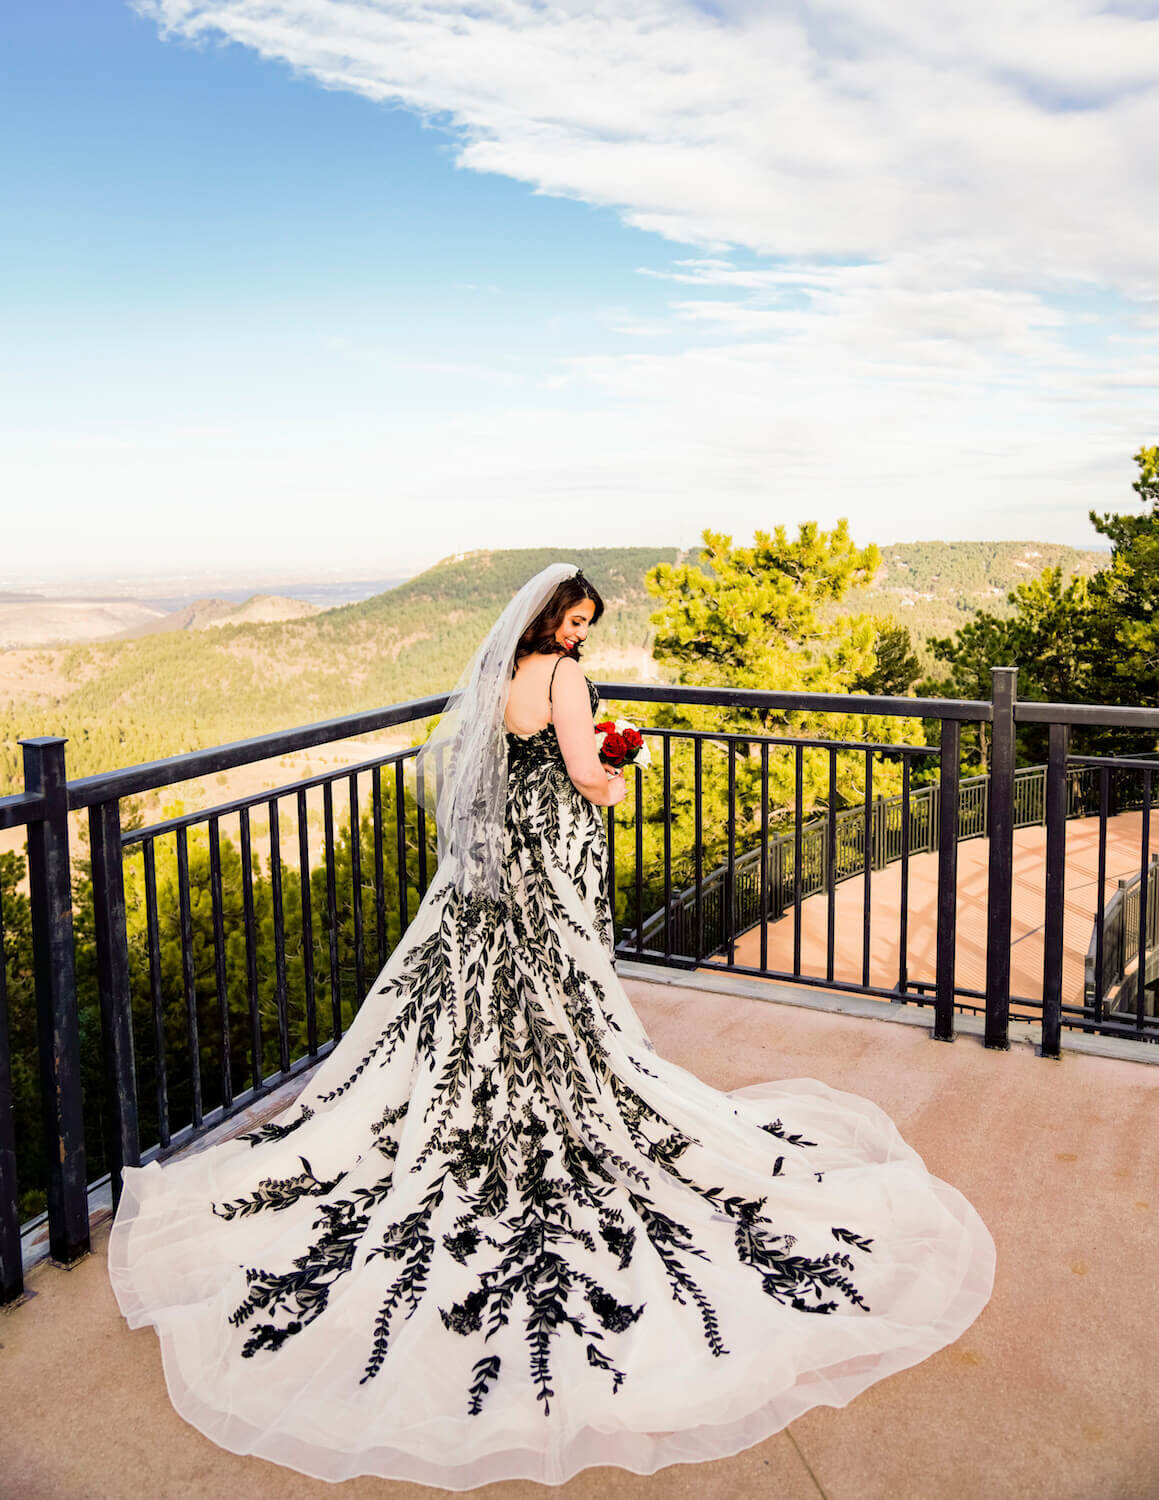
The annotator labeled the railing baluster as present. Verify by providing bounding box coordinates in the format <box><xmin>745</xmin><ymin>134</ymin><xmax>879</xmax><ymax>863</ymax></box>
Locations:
<box><xmin>1138</xmin><ymin>770</ymin><xmax>1152</xmax><ymax>1032</ymax></box>
<box><xmin>323</xmin><ymin>782</ymin><xmax>341</xmax><ymax>1041</ymax></box>
<box><xmin>985</xmin><ymin>667</ymin><xmax>1017</xmax><ymax>1049</ymax></box>
<box><xmin>759</xmin><ymin>741</ymin><xmax>769</xmax><ymax>973</ymax></box>
<box><xmin>208</xmin><ymin>816</ymin><xmax>232</xmax><ymax>1111</ymax></box>
<box><xmin>395</xmin><ymin>760</ymin><xmax>409</xmax><ymax>940</ymax></box>
<box><xmin>1093</xmin><ymin>767</ymin><xmax>1108</xmax><ymax>1026</ymax></box>
<box><xmin>268</xmin><ymin>800</ymin><xmax>290</xmax><ymax>1073</ymax></box>
<box><xmin>295</xmin><ymin>791</ymin><xmax>316</xmax><ymax>1058</ymax></box>
<box><xmin>694</xmin><ymin>737</ymin><xmax>703</xmax><ymax>962</ymax></box>
<box><xmin>826</xmin><ymin>747</ymin><xmax>837</xmax><ymax>983</ymax></box>
<box><xmin>415</xmin><ymin>754</ymin><xmax>429</xmax><ymax>899</ymax></box>
<box><xmin>862</xmin><ymin>751</ymin><xmax>873</xmax><ymax>990</ymax></box>
<box><xmin>1042</xmin><ymin>723</ymin><xmax>1069</xmax><ymax>1059</ymax></box>
<box><xmin>372</xmin><ymin>766</ymin><xmax>386</xmax><ymax>972</ymax></box>
<box><xmin>934</xmin><ymin>721</ymin><xmax>961</xmax><ymax>1042</ymax></box>
<box><xmin>726</xmin><ymin>741</ymin><xmax>737</xmax><ymax>967</ymax></box>
<box><xmin>0</xmin><ymin>878</ymin><xmax>23</xmax><ymax>1303</ymax></box>
<box><xmin>662</xmin><ymin>736</ymin><xmax>672</xmax><ymax>962</ymax></box>
<box><xmin>238</xmin><ymin>808</ymin><xmax>263</xmax><ymax>1087</ymax></box>
<box><xmin>794</xmin><ymin>743</ymin><xmax>804</xmax><ymax>976</ymax></box>
<box><xmin>142</xmin><ymin>839</ymin><xmax>170</xmax><ymax>1146</ymax></box>
<box><xmin>897</xmin><ymin>755</ymin><xmax>911</xmax><ymax>1001</ymax></box>
<box><xmin>634</xmin><ymin>762</ymin><xmax>644</xmax><ymax>960</ymax></box>
<box><xmin>89</xmin><ymin>797</ymin><xmax>139</xmax><ymax>1204</ymax></box>
<box><xmin>349</xmin><ymin>774</ymin><xmax>365</xmax><ymax>1003</ymax></box>
<box><xmin>175</xmin><ymin>825</ymin><xmax>202</xmax><ymax>1129</ymax></box>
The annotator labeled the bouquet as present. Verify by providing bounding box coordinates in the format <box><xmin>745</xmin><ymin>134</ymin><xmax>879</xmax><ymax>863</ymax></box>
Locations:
<box><xmin>595</xmin><ymin>718</ymin><xmax>651</xmax><ymax>772</ymax></box>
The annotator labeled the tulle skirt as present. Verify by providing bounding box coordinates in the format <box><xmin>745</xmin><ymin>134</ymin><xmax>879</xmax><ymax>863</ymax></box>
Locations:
<box><xmin>108</xmin><ymin>748</ymin><xmax>995</xmax><ymax>1487</ymax></box>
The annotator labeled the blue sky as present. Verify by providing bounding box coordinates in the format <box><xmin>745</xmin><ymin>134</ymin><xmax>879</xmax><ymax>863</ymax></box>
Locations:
<box><xmin>2</xmin><ymin>1</ymin><xmax>1157</xmax><ymax>580</ymax></box>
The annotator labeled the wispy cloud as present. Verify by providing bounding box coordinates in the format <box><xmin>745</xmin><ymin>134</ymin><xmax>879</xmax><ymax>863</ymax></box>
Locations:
<box><xmin>124</xmin><ymin>0</ymin><xmax>1159</xmax><ymax>554</ymax></box>
<box><xmin>137</xmin><ymin>0</ymin><xmax>1159</xmax><ymax>285</ymax></box>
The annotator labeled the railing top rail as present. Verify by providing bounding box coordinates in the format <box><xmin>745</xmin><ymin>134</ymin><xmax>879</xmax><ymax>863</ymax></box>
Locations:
<box><xmin>0</xmin><ymin>790</ymin><xmax>44</xmax><ymax>833</ymax></box>
<box><xmin>640</xmin><ymin>725</ymin><xmax>937</xmax><ymax>755</ymax></box>
<box><xmin>20</xmin><ymin>681</ymin><xmax>1159</xmax><ymax>817</ymax></box>
<box><xmin>62</xmin><ymin>693</ymin><xmax>449</xmax><ymax>810</ymax></box>
<box><xmin>1068</xmin><ymin>753</ymin><xmax>1159</xmax><ymax>771</ymax></box>
<box><xmin>593</xmin><ymin>682</ymin><xmax>993</xmax><ymax>723</ymax></box>
<box><xmin>1017</xmin><ymin>700</ymin><xmax>1159</xmax><ymax>730</ymax></box>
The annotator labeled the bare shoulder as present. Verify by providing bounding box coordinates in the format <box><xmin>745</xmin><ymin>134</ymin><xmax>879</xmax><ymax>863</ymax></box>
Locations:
<box><xmin>513</xmin><ymin>651</ymin><xmax>556</xmax><ymax>682</ymax></box>
<box><xmin>550</xmin><ymin>655</ymin><xmax>586</xmax><ymax>691</ymax></box>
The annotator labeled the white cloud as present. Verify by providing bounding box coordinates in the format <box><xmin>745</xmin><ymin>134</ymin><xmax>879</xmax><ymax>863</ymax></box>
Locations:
<box><xmin>114</xmin><ymin>0</ymin><xmax>1159</xmax><ymax>560</ymax></box>
<box><xmin>137</xmin><ymin>0</ymin><xmax>1159</xmax><ymax>286</ymax></box>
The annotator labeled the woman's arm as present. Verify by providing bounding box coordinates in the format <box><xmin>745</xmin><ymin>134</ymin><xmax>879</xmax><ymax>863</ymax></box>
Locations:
<box><xmin>551</xmin><ymin>658</ymin><xmax>626</xmax><ymax>807</ymax></box>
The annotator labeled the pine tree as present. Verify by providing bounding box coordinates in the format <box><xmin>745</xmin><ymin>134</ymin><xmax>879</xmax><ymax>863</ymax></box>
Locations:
<box><xmin>609</xmin><ymin>524</ymin><xmax>926</xmax><ymax>940</ymax></box>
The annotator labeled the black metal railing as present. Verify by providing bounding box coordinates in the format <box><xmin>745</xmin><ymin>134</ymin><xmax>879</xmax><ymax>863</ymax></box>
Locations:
<box><xmin>594</xmin><ymin>677</ymin><xmax>1159</xmax><ymax>1060</ymax></box>
<box><xmin>1084</xmin><ymin>855</ymin><xmax>1159</xmax><ymax>1014</ymax></box>
<box><xmin>633</xmin><ymin>761</ymin><xmax>1144</xmax><ymax>961</ymax></box>
<box><xmin>2</xmin><ymin>667</ymin><xmax>1159</xmax><ymax>1307</ymax></box>
<box><xmin>0</xmin><ymin>697</ymin><xmax>446</xmax><ymax>1306</ymax></box>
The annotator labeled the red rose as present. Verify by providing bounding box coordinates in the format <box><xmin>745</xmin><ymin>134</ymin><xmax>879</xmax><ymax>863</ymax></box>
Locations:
<box><xmin>600</xmin><ymin>731</ymin><xmax>628</xmax><ymax>766</ymax></box>
<box><xmin>621</xmin><ymin>727</ymin><xmax>643</xmax><ymax>751</ymax></box>
<box><xmin>595</xmin><ymin>720</ymin><xmax>616</xmax><ymax>735</ymax></box>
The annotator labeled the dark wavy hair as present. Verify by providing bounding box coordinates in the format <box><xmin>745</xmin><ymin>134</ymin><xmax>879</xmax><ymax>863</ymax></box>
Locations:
<box><xmin>513</xmin><ymin>572</ymin><xmax>605</xmax><ymax>671</ymax></box>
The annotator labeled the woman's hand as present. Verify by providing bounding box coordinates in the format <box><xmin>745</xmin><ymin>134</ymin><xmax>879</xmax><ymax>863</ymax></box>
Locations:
<box><xmin>604</xmin><ymin>769</ymin><xmax>627</xmax><ymax>807</ymax></box>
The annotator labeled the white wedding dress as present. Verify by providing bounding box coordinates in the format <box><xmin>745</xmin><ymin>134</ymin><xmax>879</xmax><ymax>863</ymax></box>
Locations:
<box><xmin>107</xmin><ymin>675</ymin><xmax>996</xmax><ymax>1488</ymax></box>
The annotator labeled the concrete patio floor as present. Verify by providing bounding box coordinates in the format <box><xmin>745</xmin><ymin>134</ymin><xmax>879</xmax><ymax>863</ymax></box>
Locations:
<box><xmin>731</xmin><ymin>812</ymin><xmax>1159</xmax><ymax>1019</ymax></box>
<box><xmin>2</xmin><ymin>970</ymin><xmax>1157</xmax><ymax>1500</ymax></box>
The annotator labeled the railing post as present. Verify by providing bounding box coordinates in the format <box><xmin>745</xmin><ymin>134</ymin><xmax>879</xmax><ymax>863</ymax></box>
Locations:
<box><xmin>1041</xmin><ymin>723</ymin><xmax>1070</xmax><ymax>1058</ymax></box>
<box><xmin>934</xmin><ymin>719</ymin><xmax>961</xmax><ymax>1042</ymax></box>
<box><xmin>89</xmin><ymin>799</ymin><xmax>140</xmax><ymax>1205</ymax></box>
<box><xmin>1137</xmin><ymin>775</ymin><xmax>1154</xmax><ymax>1032</ymax></box>
<box><xmin>21</xmin><ymin>737</ymin><xmax>89</xmax><ymax>1265</ymax></box>
<box><xmin>985</xmin><ymin>667</ymin><xmax>1017</xmax><ymax>1050</ymax></box>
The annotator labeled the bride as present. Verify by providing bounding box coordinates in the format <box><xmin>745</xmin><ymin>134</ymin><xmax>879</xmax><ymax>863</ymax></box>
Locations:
<box><xmin>107</xmin><ymin>561</ymin><xmax>995</xmax><ymax>1489</ymax></box>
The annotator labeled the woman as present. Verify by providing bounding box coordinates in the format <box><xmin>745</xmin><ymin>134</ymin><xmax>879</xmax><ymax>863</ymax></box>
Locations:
<box><xmin>108</xmin><ymin>562</ymin><xmax>995</xmax><ymax>1489</ymax></box>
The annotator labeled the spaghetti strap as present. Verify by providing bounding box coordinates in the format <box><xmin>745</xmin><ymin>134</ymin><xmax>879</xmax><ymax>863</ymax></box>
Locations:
<box><xmin>548</xmin><ymin>653</ymin><xmax>565</xmax><ymax>704</ymax></box>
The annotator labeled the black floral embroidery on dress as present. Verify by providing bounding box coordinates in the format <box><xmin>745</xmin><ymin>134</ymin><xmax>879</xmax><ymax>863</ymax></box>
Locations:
<box><xmin>760</xmin><ymin>1117</ymin><xmax>819</xmax><ymax>1148</ymax></box>
<box><xmin>238</xmin><ymin>1103</ymin><xmax>314</xmax><ymax>1147</ymax></box>
<box><xmin>212</xmin><ymin>1156</ymin><xmax>344</xmax><ymax>1221</ymax></box>
<box><xmin>219</xmin><ymin>672</ymin><xmax>874</xmax><ymax>1414</ymax></box>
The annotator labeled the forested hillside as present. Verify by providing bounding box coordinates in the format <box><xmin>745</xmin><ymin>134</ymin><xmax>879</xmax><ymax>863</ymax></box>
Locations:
<box><xmin>877</xmin><ymin>540</ymin><xmax>1103</xmax><ymax>594</ymax></box>
<box><xmin>0</xmin><ymin>548</ymin><xmax>677</xmax><ymax>790</ymax></box>
<box><xmin>0</xmin><ymin>539</ymin><xmax>1109</xmax><ymax>792</ymax></box>
<box><xmin>870</xmin><ymin>541</ymin><xmax>1104</xmax><ymax>645</ymax></box>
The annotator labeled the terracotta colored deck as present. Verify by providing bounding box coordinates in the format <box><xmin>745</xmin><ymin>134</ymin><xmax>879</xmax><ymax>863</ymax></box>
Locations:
<box><xmin>731</xmin><ymin>811</ymin><xmax>1159</xmax><ymax>1017</ymax></box>
<box><xmin>2</xmin><ymin>970</ymin><xmax>1157</xmax><ymax>1500</ymax></box>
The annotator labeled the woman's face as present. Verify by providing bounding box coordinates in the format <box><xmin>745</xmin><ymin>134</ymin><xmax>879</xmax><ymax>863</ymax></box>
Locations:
<box><xmin>554</xmin><ymin>597</ymin><xmax>597</xmax><ymax>652</ymax></box>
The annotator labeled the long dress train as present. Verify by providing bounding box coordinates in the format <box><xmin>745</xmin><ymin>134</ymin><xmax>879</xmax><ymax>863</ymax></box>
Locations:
<box><xmin>107</xmin><ymin>677</ymin><xmax>996</xmax><ymax>1488</ymax></box>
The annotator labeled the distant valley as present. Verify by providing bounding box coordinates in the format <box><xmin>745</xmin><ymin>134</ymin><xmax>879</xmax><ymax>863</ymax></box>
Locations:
<box><xmin>0</xmin><ymin>577</ymin><xmax>408</xmax><ymax>649</ymax></box>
